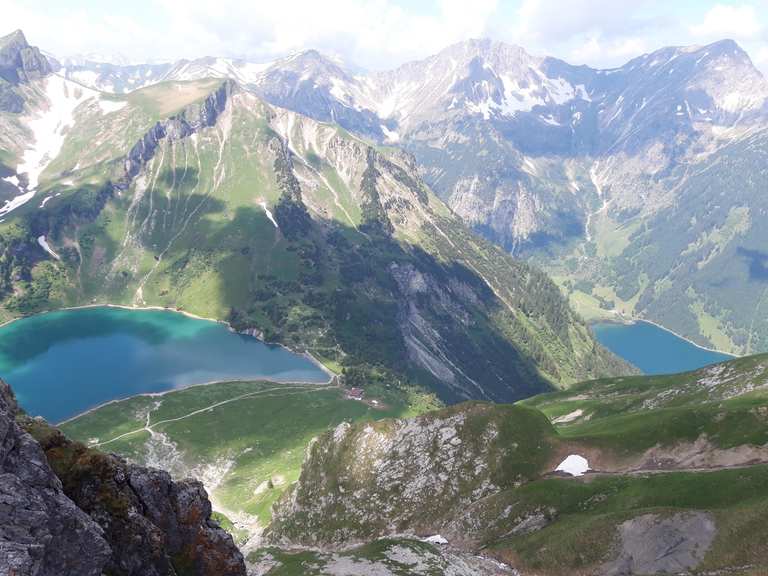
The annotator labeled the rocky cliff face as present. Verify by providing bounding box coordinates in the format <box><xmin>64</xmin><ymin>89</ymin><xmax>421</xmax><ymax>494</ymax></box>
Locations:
<box><xmin>0</xmin><ymin>380</ymin><xmax>246</xmax><ymax>576</ymax></box>
<box><xmin>0</xmin><ymin>29</ymin><xmax>52</xmax><ymax>113</ymax></box>
<box><xmin>0</xmin><ymin>29</ymin><xmax>51</xmax><ymax>85</ymax></box>
<box><xmin>0</xmin><ymin>380</ymin><xmax>110</xmax><ymax>576</ymax></box>
<box><xmin>267</xmin><ymin>402</ymin><xmax>557</xmax><ymax>547</ymax></box>
<box><xmin>122</xmin><ymin>79</ymin><xmax>233</xmax><ymax>183</ymax></box>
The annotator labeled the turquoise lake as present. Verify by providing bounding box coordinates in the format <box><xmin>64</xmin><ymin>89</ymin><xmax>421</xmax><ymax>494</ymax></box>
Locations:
<box><xmin>0</xmin><ymin>307</ymin><xmax>329</xmax><ymax>423</ymax></box>
<box><xmin>592</xmin><ymin>320</ymin><xmax>734</xmax><ymax>375</ymax></box>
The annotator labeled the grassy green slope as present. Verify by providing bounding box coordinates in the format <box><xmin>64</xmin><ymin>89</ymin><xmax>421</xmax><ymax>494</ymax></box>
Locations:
<box><xmin>545</xmin><ymin>127</ymin><xmax>768</xmax><ymax>359</ymax></box>
<box><xmin>487</xmin><ymin>354</ymin><xmax>768</xmax><ymax>573</ymax></box>
<box><xmin>483</xmin><ymin>466</ymin><xmax>768</xmax><ymax>574</ymax></box>
<box><xmin>61</xmin><ymin>379</ymin><xmax>438</xmax><ymax>537</ymax></box>
<box><xmin>523</xmin><ymin>353</ymin><xmax>768</xmax><ymax>458</ymax></box>
<box><xmin>0</xmin><ymin>78</ymin><xmax>628</xmax><ymax>405</ymax></box>
<box><xmin>261</xmin><ymin>353</ymin><xmax>768</xmax><ymax>574</ymax></box>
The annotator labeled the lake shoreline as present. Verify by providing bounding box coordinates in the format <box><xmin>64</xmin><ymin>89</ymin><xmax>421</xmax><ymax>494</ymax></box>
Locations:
<box><xmin>593</xmin><ymin>315</ymin><xmax>737</xmax><ymax>358</ymax></box>
<box><xmin>0</xmin><ymin>302</ymin><xmax>337</xmax><ymax>381</ymax></box>
<box><xmin>56</xmin><ymin>378</ymin><xmax>337</xmax><ymax>427</ymax></box>
<box><xmin>2</xmin><ymin>304</ymin><xmax>335</xmax><ymax>423</ymax></box>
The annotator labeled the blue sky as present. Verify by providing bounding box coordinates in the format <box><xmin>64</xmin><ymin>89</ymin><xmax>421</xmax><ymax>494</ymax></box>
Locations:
<box><xmin>3</xmin><ymin>0</ymin><xmax>768</xmax><ymax>72</ymax></box>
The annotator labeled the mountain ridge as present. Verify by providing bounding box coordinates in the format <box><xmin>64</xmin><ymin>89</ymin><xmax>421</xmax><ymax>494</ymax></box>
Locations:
<box><xmin>0</xmin><ymin>61</ymin><xmax>628</xmax><ymax>406</ymax></box>
<box><xmin>161</xmin><ymin>34</ymin><xmax>768</xmax><ymax>358</ymax></box>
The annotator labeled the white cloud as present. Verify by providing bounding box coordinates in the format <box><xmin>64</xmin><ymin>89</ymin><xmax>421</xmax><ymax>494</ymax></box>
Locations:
<box><xmin>510</xmin><ymin>0</ymin><xmax>660</xmax><ymax>45</ymax></box>
<box><xmin>39</xmin><ymin>0</ymin><xmax>498</xmax><ymax>69</ymax></box>
<box><xmin>503</xmin><ymin>0</ymin><xmax>667</xmax><ymax>68</ymax></box>
<box><xmin>2</xmin><ymin>0</ymin><xmax>768</xmax><ymax>75</ymax></box>
<box><xmin>753</xmin><ymin>45</ymin><xmax>768</xmax><ymax>66</ymax></box>
<box><xmin>690</xmin><ymin>4</ymin><xmax>762</xmax><ymax>39</ymax></box>
<box><xmin>569</xmin><ymin>36</ymin><xmax>649</xmax><ymax>67</ymax></box>
<box><xmin>0</xmin><ymin>0</ymin><xmax>500</xmax><ymax>68</ymax></box>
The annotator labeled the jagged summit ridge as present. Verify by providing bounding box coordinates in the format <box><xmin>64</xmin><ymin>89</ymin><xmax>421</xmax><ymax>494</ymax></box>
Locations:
<box><xmin>0</xmin><ymin>29</ymin><xmax>51</xmax><ymax>84</ymax></box>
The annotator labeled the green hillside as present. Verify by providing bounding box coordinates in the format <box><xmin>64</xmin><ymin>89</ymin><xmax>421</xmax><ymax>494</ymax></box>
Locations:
<box><xmin>260</xmin><ymin>353</ymin><xmax>768</xmax><ymax>574</ymax></box>
<box><xmin>546</xmin><ymin>127</ymin><xmax>768</xmax><ymax>358</ymax></box>
<box><xmin>60</xmin><ymin>379</ymin><xmax>438</xmax><ymax>540</ymax></box>
<box><xmin>60</xmin><ymin>352</ymin><xmax>768</xmax><ymax>574</ymax></box>
<box><xmin>523</xmin><ymin>353</ymin><xmax>768</xmax><ymax>460</ymax></box>
<box><xmin>0</xmin><ymin>77</ymin><xmax>627</xmax><ymax>403</ymax></box>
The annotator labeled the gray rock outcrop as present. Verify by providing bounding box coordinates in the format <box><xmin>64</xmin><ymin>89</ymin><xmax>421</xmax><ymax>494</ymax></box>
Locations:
<box><xmin>0</xmin><ymin>29</ymin><xmax>51</xmax><ymax>84</ymax></box>
<box><xmin>604</xmin><ymin>512</ymin><xmax>717</xmax><ymax>575</ymax></box>
<box><xmin>1</xmin><ymin>379</ymin><xmax>247</xmax><ymax>576</ymax></box>
<box><xmin>0</xmin><ymin>380</ymin><xmax>110</xmax><ymax>576</ymax></box>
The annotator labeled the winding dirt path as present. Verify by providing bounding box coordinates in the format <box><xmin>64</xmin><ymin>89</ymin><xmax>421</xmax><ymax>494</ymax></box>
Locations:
<box><xmin>94</xmin><ymin>382</ymin><xmax>334</xmax><ymax>448</ymax></box>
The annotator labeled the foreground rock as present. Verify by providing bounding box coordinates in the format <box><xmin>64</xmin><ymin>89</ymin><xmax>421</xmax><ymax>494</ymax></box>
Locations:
<box><xmin>0</xmin><ymin>380</ymin><xmax>246</xmax><ymax>576</ymax></box>
<box><xmin>0</xmin><ymin>381</ymin><xmax>109</xmax><ymax>575</ymax></box>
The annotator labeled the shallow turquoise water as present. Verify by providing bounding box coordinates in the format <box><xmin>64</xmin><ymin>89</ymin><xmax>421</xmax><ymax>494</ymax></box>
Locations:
<box><xmin>592</xmin><ymin>320</ymin><xmax>734</xmax><ymax>375</ymax></box>
<box><xmin>0</xmin><ymin>307</ymin><xmax>328</xmax><ymax>422</ymax></box>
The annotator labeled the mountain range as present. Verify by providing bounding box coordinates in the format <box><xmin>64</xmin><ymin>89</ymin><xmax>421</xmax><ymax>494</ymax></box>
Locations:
<box><xmin>0</xmin><ymin>29</ymin><xmax>626</xmax><ymax>407</ymax></box>
<box><xmin>48</xmin><ymin>32</ymin><xmax>768</xmax><ymax>357</ymax></box>
<box><xmin>3</xmin><ymin>26</ymin><xmax>768</xmax><ymax>576</ymax></box>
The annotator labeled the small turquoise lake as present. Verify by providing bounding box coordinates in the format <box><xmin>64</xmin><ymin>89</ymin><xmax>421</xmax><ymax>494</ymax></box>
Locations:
<box><xmin>0</xmin><ymin>307</ymin><xmax>329</xmax><ymax>423</ymax></box>
<box><xmin>592</xmin><ymin>320</ymin><xmax>734</xmax><ymax>375</ymax></box>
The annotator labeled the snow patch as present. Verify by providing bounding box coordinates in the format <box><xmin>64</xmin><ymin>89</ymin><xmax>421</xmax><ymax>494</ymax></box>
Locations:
<box><xmin>2</xmin><ymin>75</ymin><xmax>97</xmax><ymax>218</ymax></box>
<box><xmin>18</xmin><ymin>75</ymin><xmax>96</xmax><ymax>192</ymax></box>
<box><xmin>552</xmin><ymin>409</ymin><xmax>584</xmax><ymax>424</ymax></box>
<box><xmin>2</xmin><ymin>175</ymin><xmax>20</xmax><ymax>188</ymax></box>
<box><xmin>39</xmin><ymin>195</ymin><xmax>53</xmax><ymax>208</ymax></box>
<box><xmin>719</xmin><ymin>90</ymin><xmax>766</xmax><ymax>113</ymax></box>
<box><xmin>98</xmin><ymin>98</ymin><xmax>127</xmax><ymax>114</ymax></box>
<box><xmin>522</xmin><ymin>157</ymin><xmax>538</xmax><ymax>176</ymax></box>
<box><xmin>423</xmin><ymin>534</ymin><xmax>448</xmax><ymax>545</ymax></box>
<box><xmin>259</xmin><ymin>201</ymin><xmax>279</xmax><ymax>228</ymax></box>
<box><xmin>37</xmin><ymin>235</ymin><xmax>60</xmax><ymax>260</ymax></box>
<box><xmin>380</xmin><ymin>124</ymin><xmax>400</xmax><ymax>142</ymax></box>
<box><xmin>466</xmin><ymin>97</ymin><xmax>495</xmax><ymax>119</ymax></box>
<box><xmin>329</xmin><ymin>77</ymin><xmax>350</xmax><ymax>102</ymax></box>
<box><xmin>556</xmin><ymin>454</ymin><xmax>590</xmax><ymax>476</ymax></box>
<box><xmin>0</xmin><ymin>190</ymin><xmax>36</xmax><ymax>217</ymax></box>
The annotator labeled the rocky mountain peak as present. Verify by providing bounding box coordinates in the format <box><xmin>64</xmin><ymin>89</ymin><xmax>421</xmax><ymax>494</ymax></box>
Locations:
<box><xmin>1</xmin><ymin>29</ymin><xmax>25</xmax><ymax>45</ymax></box>
<box><xmin>266</xmin><ymin>48</ymin><xmax>351</xmax><ymax>84</ymax></box>
<box><xmin>434</xmin><ymin>38</ymin><xmax>535</xmax><ymax>69</ymax></box>
<box><xmin>701</xmin><ymin>38</ymin><xmax>743</xmax><ymax>55</ymax></box>
<box><xmin>0</xmin><ymin>28</ymin><xmax>51</xmax><ymax>84</ymax></box>
<box><xmin>687</xmin><ymin>39</ymin><xmax>768</xmax><ymax>114</ymax></box>
<box><xmin>590</xmin><ymin>37</ymin><xmax>768</xmax><ymax>151</ymax></box>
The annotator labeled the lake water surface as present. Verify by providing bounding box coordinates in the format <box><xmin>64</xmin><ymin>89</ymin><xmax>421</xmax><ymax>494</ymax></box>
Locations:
<box><xmin>0</xmin><ymin>307</ymin><xmax>329</xmax><ymax>422</ymax></box>
<box><xmin>592</xmin><ymin>320</ymin><xmax>734</xmax><ymax>375</ymax></box>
